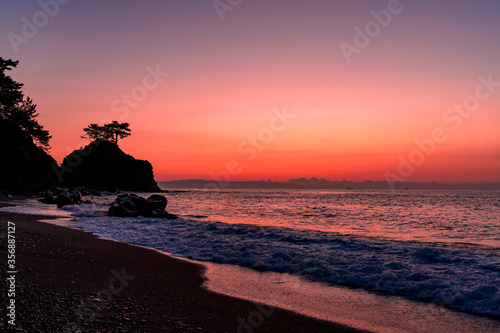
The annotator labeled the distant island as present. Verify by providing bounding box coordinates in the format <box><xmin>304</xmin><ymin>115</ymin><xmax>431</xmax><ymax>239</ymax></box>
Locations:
<box><xmin>159</xmin><ymin>178</ymin><xmax>500</xmax><ymax>190</ymax></box>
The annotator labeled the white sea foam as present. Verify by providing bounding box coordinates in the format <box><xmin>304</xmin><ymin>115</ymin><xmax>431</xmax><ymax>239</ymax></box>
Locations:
<box><xmin>72</xmin><ymin>215</ymin><xmax>500</xmax><ymax>318</ymax></box>
<box><xmin>3</xmin><ymin>190</ymin><xmax>500</xmax><ymax>319</ymax></box>
<box><xmin>0</xmin><ymin>199</ymin><xmax>71</xmax><ymax>217</ymax></box>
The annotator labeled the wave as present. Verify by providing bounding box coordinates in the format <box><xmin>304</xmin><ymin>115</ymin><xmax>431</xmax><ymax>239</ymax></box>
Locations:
<box><xmin>72</xmin><ymin>216</ymin><xmax>500</xmax><ymax>319</ymax></box>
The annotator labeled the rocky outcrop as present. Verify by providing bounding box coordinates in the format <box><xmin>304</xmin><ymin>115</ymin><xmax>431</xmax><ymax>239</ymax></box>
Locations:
<box><xmin>108</xmin><ymin>193</ymin><xmax>177</xmax><ymax>219</ymax></box>
<box><xmin>38</xmin><ymin>187</ymin><xmax>93</xmax><ymax>208</ymax></box>
<box><xmin>59</xmin><ymin>140</ymin><xmax>161</xmax><ymax>192</ymax></box>
<box><xmin>0</xmin><ymin>120</ymin><xmax>161</xmax><ymax>194</ymax></box>
<box><xmin>0</xmin><ymin>119</ymin><xmax>57</xmax><ymax>194</ymax></box>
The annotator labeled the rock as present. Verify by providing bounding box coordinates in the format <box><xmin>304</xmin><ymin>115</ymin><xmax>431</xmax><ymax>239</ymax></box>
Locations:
<box><xmin>60</xmin><ymin>140</ymin><xmax>161</xmax><ymax>192</ymax></box>
<box><xmin>108</xmin><ymin>193</ymin><xmax>148</xmax><ymax>217</ymax></box>
<box><xmin>56</xmin><ymin>189</ymin><xmax>83</xmax><ymax>208</ymax></box>
<box><xmin>149</xmin><ymin>209</ymin><xmax>178</xmax><ymax>219</ymax></box>
<box><xmin>146</xmin><ymin>194</ymin><xmax>167</xmax><ymax>211</ymax></box>
<box><xmin>39</xmin><ymin>195</ymin><xmax>57</xmax><ymax>204</ymax></box>
<box><xmin>56</xmin><ymin>193</ymin><xmax>74</xmax><ymax>208</ymax></box>
<box><xmin>38</xmin><ymin>188</ymin><xmax>84</xmax><ymax>207</ymax></box>
<box><xmin>38</xmin><ymin>190</ymin><xmax>53</xmax><ymax>197</ymax></box>
<box><xmin>75</xmin><ymin>186</ymin><xmax>102</xmax><ymax>196</ymax></box>
<box><xmin>108</xmin><ymin>193</ymin><xmax>177</xmax><ymax>219</ymax></box>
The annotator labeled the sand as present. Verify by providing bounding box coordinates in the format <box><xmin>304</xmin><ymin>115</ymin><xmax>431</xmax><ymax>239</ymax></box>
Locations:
<box><xmin>202</xmin><ymin>262</ymin><xmax>500</xmax><ymax>333</ymax></box>
<box><xmin>0</xmin><ymin>197</ymin><xmax>366</xmax><ymax>332</ymax></box>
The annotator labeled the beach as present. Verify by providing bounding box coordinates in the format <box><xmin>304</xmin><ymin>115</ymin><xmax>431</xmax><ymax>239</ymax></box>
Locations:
<box><xmin>2</xmin><ymin>1</ymin><xmax>500</xmax><ymax>331</ymax></box>
<box><xmin>0</xmin><ymin>197</ymin><xmax>364</xmax><ymax>332</ymax></box>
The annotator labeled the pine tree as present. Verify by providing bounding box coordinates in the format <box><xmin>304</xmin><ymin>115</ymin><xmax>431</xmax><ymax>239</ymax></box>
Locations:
<box><xmin>0</xmin><ymin>58</ymin><xmax>51</xmax><ymax>149</ymax></box>
<box><xmin>81</xmin><ymin>121</ymin><xmax>131</xmax><ymax>144</ymax></box>
<box><xmin>106</xmin><ymin>121</ymin><xmax>131</xmax><ymax>144</ymax></box>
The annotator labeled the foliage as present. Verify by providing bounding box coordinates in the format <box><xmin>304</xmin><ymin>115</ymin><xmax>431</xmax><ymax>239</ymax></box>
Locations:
<box><xmin>82</xmin><ymin>121</ymin><xmax>131</xmax><ymax>144</ymax></box>
<box><xmin>0</xmin><ymin>57</ymin><xmax>51</xmax><ymax>149</ymax></box>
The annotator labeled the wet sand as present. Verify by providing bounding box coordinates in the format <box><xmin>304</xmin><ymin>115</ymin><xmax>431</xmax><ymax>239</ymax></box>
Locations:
<box><xmin>202</xmin><ymin>262</ymin><xmax>500</xmax><ymax>333</ymax></box>
<box><xmin>0</xmin><ymin>197</ymin><xmax>366</xmax><ymax>332</ymax></box>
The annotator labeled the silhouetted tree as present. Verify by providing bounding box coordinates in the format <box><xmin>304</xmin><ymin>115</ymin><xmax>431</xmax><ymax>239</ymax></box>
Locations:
<box><xmin>0</xmin><ymin>57</ymin><xmax>51</xmax><ymax>149</ymax></box>
<box><xmin>81</xmin><ymin>123</ymin><xmax>112</xmax><ymax>142</ymax></box>
<box><xmin>81</xmin><ymin>121</ymin><xmax>131</xmax><ymax>144</ymax></box>
<box><xmin>106</xmin><ymin>121</ymin><xmax>131</xmax><ymax>144</ymax></box>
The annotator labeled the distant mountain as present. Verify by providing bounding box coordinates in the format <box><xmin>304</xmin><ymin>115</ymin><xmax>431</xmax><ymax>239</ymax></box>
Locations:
<box><xmin>0</xmin><ymin>118</ymin><xmax>57</xmax><ymax>194</ymax></box>
<box><xmin>158</xmin><ymin>178</ymin><xmax>500</xmax><ymax>190</ymax></box>
<box><xmin>59</xmin><ymin>140</ymin><xmax>161</xmax><ymax>192</ymax></box>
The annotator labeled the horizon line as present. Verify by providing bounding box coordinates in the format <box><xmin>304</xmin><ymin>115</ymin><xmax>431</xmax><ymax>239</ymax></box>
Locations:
<box><xmin>157</xmin><ymin>179</ymin><xmax>500</xmax><ymax>185</ymax></box>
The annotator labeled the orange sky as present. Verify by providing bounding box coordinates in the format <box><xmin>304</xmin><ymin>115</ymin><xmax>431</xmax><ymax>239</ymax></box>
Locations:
<box><xmin>2</xmin><ymin>1</ymin><xmax>500</xmax><ymax>183</ymax></box>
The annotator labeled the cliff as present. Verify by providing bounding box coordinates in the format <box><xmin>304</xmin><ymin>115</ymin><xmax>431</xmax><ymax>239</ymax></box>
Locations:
<box><xmin>59</xmin><ymin>140</ymin><xmax>161</xmax><ymax>192</ymax></box>
<box><xmin>0</xmin><ymin>118</ymin><xmax>57</xmax><ymax>194</ymax></box>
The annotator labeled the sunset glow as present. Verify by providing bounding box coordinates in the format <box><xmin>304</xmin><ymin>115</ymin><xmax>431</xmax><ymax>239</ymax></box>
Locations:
<box><xmin>2</xmin><ymin>0</ymin><xmax>500</xmax><ymax>182</ymax></box>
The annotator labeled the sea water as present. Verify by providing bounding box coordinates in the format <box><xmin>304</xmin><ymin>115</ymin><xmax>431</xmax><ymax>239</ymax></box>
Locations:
<box><xmin>2</xmin><ymin>189</ymin><xmax>500</xmax><ymax>319</ymax></box>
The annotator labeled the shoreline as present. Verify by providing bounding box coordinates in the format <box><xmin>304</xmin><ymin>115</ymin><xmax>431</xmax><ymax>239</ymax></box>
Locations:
<box><xmin>201</xmin><ymin>261</ymin><xmax>500</xmax><ymax>333</ymax></box>
<box><xmin>2</xmin><ymin>197</ymin><xmax>499</xmax><ymax>332</ymax></box>
<box><xmin>0</xmin><ymin>199</ymin><xmax>365</xmax><ymax>332</ymax></box>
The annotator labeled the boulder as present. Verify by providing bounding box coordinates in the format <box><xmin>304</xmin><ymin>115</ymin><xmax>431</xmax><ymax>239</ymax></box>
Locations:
<box><xmin>38</xmin><ymin>188</ymin><xmax>84</xmax><ymax>207</ymax></box>
<box><xmin>57</xmin><ymin>190</ymin><xmax>83</xmax><ymax>208</ymax></box>
<box><xmin>108</xmin><ymin>193</ymin><xmax>148</xmax><ymax>217</ymax></box>
<box><xmin>146</xmin><ymin>194</ymin><xmax>167</xmax><ymax>211</ymax></box>
<box><xmin>56</xmin><ymin>193</ymin><xmax>74</xmax><ymax>208</ymax></box>
<box><xmin>108</xmin><ymin>193</ymin><xmax>177</xmax><ymax>219</ymax></box>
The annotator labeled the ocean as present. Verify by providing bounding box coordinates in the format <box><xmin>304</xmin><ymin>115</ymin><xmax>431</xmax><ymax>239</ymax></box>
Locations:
<box><xmin>2</xmin><ymin>189</ymin><xmax>500</xmax><ymax>319</ymax></box>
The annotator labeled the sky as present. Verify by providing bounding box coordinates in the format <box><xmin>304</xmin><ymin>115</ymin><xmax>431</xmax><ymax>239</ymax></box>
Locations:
<box><xmin>1</xmin><ymin>0</ymin><xmax>500</xmax><ymax>183</ymax></box>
